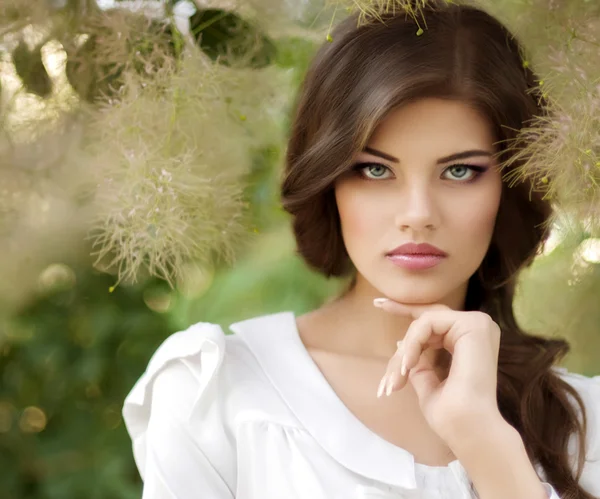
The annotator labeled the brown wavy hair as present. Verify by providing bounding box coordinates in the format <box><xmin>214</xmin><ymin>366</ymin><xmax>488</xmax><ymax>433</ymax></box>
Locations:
<box><xmin>280</xmin><ymin>2</ymin><xmax>594</xmax><ymax>497</ymax></box>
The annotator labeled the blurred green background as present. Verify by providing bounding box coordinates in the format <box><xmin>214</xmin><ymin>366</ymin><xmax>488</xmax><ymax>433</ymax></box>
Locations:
<box><xmin>1</xmin><ymin>1</ymin><xmax>599</xmax><ymax>498</ymax></box>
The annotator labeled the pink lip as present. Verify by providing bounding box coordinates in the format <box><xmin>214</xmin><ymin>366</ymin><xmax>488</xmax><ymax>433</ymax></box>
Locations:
<box><xmin>385</xmin><ymin>243</ymin><xmax>447</xmax><ymax>270</ymax></box>
<box><xmin>387</xmin><ymin>242</ymin><xmax>447</xmax><ymax>257</ymax></box>
<box><xmin>386</xmin><ymin>254</ymin><xmax>445</xmax><ymax>270</ymax></box>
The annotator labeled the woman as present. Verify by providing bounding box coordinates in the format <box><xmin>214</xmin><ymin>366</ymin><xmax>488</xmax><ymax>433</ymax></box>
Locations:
<box><xmin>122</xmin><ymin>2</ymin><xmax>600</xmax><ymax>498</ymax></box>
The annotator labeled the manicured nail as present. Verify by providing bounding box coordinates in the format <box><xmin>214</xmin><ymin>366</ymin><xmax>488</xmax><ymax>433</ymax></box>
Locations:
<box><xmin>400</xmin><ymin>359</ymin><xmax>407</xmax><ymax>377</ymax></box>
<box><xmin>373</xmin><ymin>298</ymin><xmax>388</xmax><ymax>307</ymax></box>
<box><xmin>377</xmin><ymin>376</ymin><xmax>387</xmax><ymax>398</ymax></box>
<box><xmin>385</xmin><ymin>372</ymin><xmax>396</xmax><ymax>396</ymax></box>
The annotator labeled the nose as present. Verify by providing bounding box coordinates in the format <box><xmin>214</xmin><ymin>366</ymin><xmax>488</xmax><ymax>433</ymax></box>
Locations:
<box><xmin>394</xmin><ymin>181</ymin><xmax>439</xmax><ymax>232</ymax></box>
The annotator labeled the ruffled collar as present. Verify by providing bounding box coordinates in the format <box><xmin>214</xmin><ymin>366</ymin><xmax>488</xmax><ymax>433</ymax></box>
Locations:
<box><xmin>229</xmin><ymin>311</ymin><xmax>470</xmax><ymax>492</ymax></box>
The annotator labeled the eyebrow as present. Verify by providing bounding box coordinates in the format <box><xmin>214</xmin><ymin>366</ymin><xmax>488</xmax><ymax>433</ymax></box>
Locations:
<box><xmin>363</xmin><ymin>146</ymin><xmax>493</xmax><ymax>164</ymax></box>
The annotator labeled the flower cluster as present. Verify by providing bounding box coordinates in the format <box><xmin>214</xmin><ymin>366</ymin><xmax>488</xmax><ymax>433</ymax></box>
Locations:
<box><xmin>498</xmin><ymin>10</ymin><xmax>600</xmax><ymax>233</ymax></box>
<box><xmin>80</xmin><ymin>50</ymin><xmax>279</xmax><ymax>288</ymax></box>
<box><xmin>0</xmin><ymin>2</ymin><xmax>294</xmax><ymax>304</ymax></box>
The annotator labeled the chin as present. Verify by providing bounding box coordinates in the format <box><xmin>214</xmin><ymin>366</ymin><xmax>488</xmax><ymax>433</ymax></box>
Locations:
<box><xmin>388</xmin><ymin>294</ymin><xmax>442</xmax><ymax>305</ymax></box>
<box><xmin>374</xmin><ymin>277</ymin><xmax>457</xmax><ymax>305</ymax></box>
<box><xmin>377</xmin><ymin>286</ymin><xmax>444</xmax><ymax>305</ymax></box>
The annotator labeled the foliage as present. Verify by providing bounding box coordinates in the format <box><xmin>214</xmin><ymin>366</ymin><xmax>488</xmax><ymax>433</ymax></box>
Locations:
<box><xmin>81</xmin><ymin>52</ymin><xmax>252</xmax><ymax>289</ymax></box>
<box><xmin>515</xmin><ymin>227</ymin><xmax>600</xmax><ymax>376</ymax></box>
<box><xmin>189</xmin><ymin>8</ymin><xmax>276</xmax><ymax>68</ymax></box>
<box><xmin>0</xmin><ymin>3</ymin><xmax>329</xmax><ymax>496</ymax></box>
<box><xmin>63</xmin><ymin>7</ymin><xmax>182</xmax><ymax>103</ymax></box>
<box><xmin>0</xmin><ymin>233</ymin><xmax>343</xmax><ymax>498</ymax></box>
<box><xmin>0</xmin><ymin>270</ymin><xmax>172</xmax><ymax>499</ymax></box>
<box><xmin>0</xmin><ymin>1</ymin><xmax>297</xmax><ymax>307</ymax></box>
<box><xmin>0</xmin><ymin>1</ymin><xmax>599</xmax><ymax>498</ymax></box>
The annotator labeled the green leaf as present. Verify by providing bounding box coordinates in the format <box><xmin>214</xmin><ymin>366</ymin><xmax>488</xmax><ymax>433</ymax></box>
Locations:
<box><xmin>190</xmin><ymin>8</ymin><xmax>276</xmax><ymax>69</ymax></box>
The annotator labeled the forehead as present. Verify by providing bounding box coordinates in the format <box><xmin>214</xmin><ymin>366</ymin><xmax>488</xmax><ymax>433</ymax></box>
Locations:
<box><xmin>366</xmin><ymin>98</ymin><xmax>497</xmax><ymax>156</ymax></box>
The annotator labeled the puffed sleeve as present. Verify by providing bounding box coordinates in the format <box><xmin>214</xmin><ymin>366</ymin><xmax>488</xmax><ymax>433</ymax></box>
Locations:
<box><xmin>122</xmin><ymin>322</ymin><xmax>235</xmax><ymax>498</ymax></box>
<box><xmin>542</xmin><ymin>370</ymin><xmax>600</xmax><ymax>498</ymax></box>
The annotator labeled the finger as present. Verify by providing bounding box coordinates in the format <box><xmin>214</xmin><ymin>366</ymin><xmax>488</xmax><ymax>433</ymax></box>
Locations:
<box><xmin>384</xmin><ymin>341</ymin><xmax>410</xmax><ymax>395</ymax></box>
<box><xmin>385</xmin><ymin>340</ymin><xmax>405</xmax><ymax>374</ymax></box>
<box><xmin>402</xmin><ymin>311</ymin><xmax>458</xmax><ymax>373</ymax></box>
<box><xmin>401</xmin><ymin>317</ymin><xmax>449</xmax><ymax>403</ymax></box>
<box><xmin>385</xmin><ymin>335</ymin><xmax>442</xmax><ymax>397</ymax></box>
<box><xmin>376</xmin><ymin>341</ymin><xmax>406</xmax><ymax>398</ymax></box>
<box><xmin>389</xmin><ymin>343</ymin><xmax>442</xmax><ymax>397</ymax></box>
<box><xmin>408</xmin><ymin>365</ymin><xmax>443</xmax><ymax>406</ymax></box>
<box><xmin>382</xmin><ymin>313</ymin><xmax>452</xmax><ymax>397</ymax></box>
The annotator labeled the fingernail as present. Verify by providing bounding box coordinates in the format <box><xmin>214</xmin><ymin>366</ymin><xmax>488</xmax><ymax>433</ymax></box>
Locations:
<box><xmin>385</xmin><ymin>372</ymin><xmax>395</xmax><ymax>396</ymax></box>
<box><xmin>400</xmin><ymin>359</ymin><xmax>407</xmax><ymax>377</ymax></box>
<box><xmin>377</xmin><ymin>376</ymin><xmax>387</xmax><ymax>398</ymax></box>
<box><xmin>373</xmin><ymin>298</ymin><xmax>388</xmax><ymax>308</ymax></box>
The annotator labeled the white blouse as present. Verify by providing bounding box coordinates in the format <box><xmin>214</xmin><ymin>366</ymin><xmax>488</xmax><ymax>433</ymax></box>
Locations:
<box><xmin>122</xmin><ymin>311</ymin><xmax>600</xmax><ymax>499</ymax></box>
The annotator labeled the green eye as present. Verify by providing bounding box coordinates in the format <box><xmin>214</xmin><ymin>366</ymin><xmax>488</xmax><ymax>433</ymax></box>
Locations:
<box><xmin>351</xmin><ymin>163</ymin><xmax>392</xmax><ymax>180</ymax></box>
<box><xmin>442</xmin><ymin>164</ymin><xmax>486</xmax><ymax>182</ymax></box>
<box><xmin>449</xmin><ymin>166</ymin><xmax>469</xmax><ymax>178</ymax></box>
<box><xmin>367</xmin><ymin>165</ymin><xmax>388</xmax><ymax>177</ymax></box>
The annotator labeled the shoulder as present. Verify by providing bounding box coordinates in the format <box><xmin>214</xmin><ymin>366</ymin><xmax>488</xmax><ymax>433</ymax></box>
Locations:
<box><xmin>122</xmin><ymin>314</ymin><xmax>289</xmax><ymax>495</ymax></box>
<box><xmin>122</xmin><ymin>312</ymin><xmax>293</xmax><ymax>456</ymax></box>
<box><xmin>122</xmin><ymin>321</ymin><xmax>229</xmax><ymax>479</ymax></box>
<box><xmin>122</xmin><ymin>311</ymin><xmax>287</xmax><ymax>415</ymax></box>
<box><xmin>123</xmin><ymin>321</ymin><xmax>227</xmax><ymax>426</ymax></box>
<box><xmin>551</xmin><ymin>366</ymin><xmax>600</xmax><ymax>493</ymax></box>
<box><xmin>122</xmin><ymin>313</ymin><xmax>278</xmax><ymax>429</ymax></box>
<box><xmin>552</xmin><ymin>366</ymin><xmax>600</xmax><ymax>455</ymax></box>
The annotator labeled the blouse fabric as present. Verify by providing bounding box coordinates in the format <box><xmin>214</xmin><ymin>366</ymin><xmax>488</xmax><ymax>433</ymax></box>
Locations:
<box><xmin>122</xmin><ymin>311</ymin><xmax>600</xmax><ymax>499</ymax></box>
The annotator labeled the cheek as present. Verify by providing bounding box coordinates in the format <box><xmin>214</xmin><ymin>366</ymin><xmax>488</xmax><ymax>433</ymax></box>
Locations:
<box><xmin>453</xmin><ymin>187</ymin><xmax>501</xmax><ymax>242</ymax></box>
<box><xmin>335</xmin><ymin>183</ymin><xmax>387</xmax><ymax>241</ymax></box>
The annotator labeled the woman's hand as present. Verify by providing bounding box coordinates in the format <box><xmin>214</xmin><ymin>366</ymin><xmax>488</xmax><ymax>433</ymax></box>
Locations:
<box><xmin>374</xmin><ymin>298</ymin><xmax>503</xmax><ymax>444</ymax></box>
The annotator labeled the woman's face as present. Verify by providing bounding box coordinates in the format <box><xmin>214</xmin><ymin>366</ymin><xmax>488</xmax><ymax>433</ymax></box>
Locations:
<box><xmin>334</xmin><ymin>97</ymin><xmax>503</xmax><ymax>305</ymax></box>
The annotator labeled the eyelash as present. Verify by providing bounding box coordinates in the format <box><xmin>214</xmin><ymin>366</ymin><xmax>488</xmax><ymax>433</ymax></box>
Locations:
<box><xmin>350</xmin><ymin>162</ymin><xmax>487</xmax><ymax>183</ymax></box>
